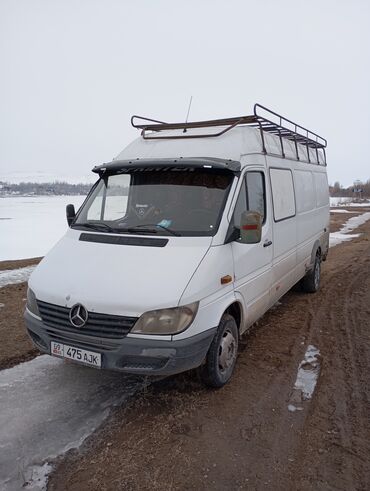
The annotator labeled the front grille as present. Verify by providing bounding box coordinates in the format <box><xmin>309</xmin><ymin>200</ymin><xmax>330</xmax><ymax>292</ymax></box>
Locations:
<box><xmin>37</xmin><ymin>300</ymin><xmax>138</xmax><ymax>339</ymax></box>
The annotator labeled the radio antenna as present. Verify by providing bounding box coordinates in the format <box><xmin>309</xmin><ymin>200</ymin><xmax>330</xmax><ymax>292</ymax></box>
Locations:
<box><xmin>183</xmin><ymin>96</ymin><xmax>193</xmax><ymax>133</ymax></box>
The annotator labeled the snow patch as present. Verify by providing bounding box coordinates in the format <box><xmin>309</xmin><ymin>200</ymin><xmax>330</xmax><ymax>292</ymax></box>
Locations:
<box><xmin>330</xmin><ymin>197</ymin><xmax>370</xmax><ymax>207</ymax></box>
<box><xmin>337</xmin><ymin>212</ymin><xmax>370</xmax><ymax>234</ymax></box>
<box><xmin>329</xmin><ymin>232</ymin><xmax>360</xmax><ymax>247</ymax></box>
<box><xmin>330</xmin><ymin>197</ymin><xmax>351</xmax><ymax>206</ymax></box>
<box><xmin>329</xmin><ymin>212</ymin><xmax>370</xmax><ymax>248</ymax></box>
<box><xmin>287</xmin><ymin>404</ymin><xmax>303</xmax><ymax>413</ymax></box>
<box><xmin>0</xmin><ymin>266</ymin><xmax>36</xmax><ymax>288</ymax></box>
<box><xmin>288</xmin><ymin>345</ymin><xmax>320</xmax><ymax>412</ymax></box>
<box><xmin>330</xmin><ymin>209</ymin><xmax>356</xmax><ymax>214</ymax></box>
<box><xmin>24</xmin><ymin>463</ymin><xmax>53</xmax><ymax>491</ymax></box>
<box><xmin>342</xmin><ymin>202</ymin><xmax>370</xmax><ymax>207</ymax></box>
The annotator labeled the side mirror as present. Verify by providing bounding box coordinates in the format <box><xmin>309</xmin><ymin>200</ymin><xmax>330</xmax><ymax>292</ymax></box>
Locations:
<box><xmin>66</xmin><ymin>204</ymin><xmax>76</xmax><ymax>226</ymax></box>
<box><xmin>240</xmin><ymin>210</ymin><xmax>262</xmax><ymax>244</ymax></box>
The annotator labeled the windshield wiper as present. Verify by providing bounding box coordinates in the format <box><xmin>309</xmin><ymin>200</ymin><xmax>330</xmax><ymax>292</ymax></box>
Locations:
<box><xmin>124</xmin><ymin>224</ymin><xmax>181</xmax><ymax>237</ymax></box>
<box><xmin>73</xmin><ymin>222</ymin><xmax>117</xmax><ymax>233</ymax></box>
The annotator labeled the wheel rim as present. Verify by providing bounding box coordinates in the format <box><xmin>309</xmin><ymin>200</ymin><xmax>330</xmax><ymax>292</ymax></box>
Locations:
<box><xmin>218</xmin><ymin>329</ymin><xmax>237</xmax><ymax>376</ymax></box>
<box><xmin>314</xmin><ymin>259</ymin><xmax>320</xmax><ymax>289</ymax></box>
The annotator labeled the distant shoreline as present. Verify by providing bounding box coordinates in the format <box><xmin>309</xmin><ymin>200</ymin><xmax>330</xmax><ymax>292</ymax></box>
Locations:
<box><xmin>0</xmin><ymin>181</ymin><xmax>91</xmax><ymax>198</ymax></box>
<box><xmin>0</xmin><ymin>193</ymin><xmax>88</xmax><ymax>198</ymax></box>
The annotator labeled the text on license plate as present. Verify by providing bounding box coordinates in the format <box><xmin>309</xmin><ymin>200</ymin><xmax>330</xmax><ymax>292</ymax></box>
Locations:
<box><xmin>50</xmin><ymin>341</ymin><xmax>101</xmax><ymax>368</ymax></box>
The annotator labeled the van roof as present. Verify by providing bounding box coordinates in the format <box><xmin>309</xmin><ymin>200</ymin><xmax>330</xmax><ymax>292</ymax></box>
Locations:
<box><xmin>113</xmin><ymin>104</ymin><xmax>327</xmax><ymax>168</ymax></box>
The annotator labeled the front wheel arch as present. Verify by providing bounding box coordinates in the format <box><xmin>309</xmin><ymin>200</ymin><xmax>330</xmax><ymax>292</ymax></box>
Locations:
<box><xmin>200</xmin><ymin>313</ymin><xmax>239</xmax><ymax>388</ymax></box>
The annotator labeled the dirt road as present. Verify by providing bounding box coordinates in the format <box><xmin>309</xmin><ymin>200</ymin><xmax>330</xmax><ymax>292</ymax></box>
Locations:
<box><xmin>1</xmin><ymin>213</ymin><xmax>369</xmax><ymax>490</ymax></box>
<box><xmin>45</xmin><ymin>216</ymin><xmax>370</xmax><ymax>491</ymax></box>
<box><xmin>0</xmin><ymin>258</ymin><xmax>41</xmax><ymax>370</ymax></box>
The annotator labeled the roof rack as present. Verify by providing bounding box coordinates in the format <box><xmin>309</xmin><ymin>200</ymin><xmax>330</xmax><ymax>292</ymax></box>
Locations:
<box><xmin>131</xmin><ymin>103</ymin><xmax>327</xmax><ymax>165</ymax></box>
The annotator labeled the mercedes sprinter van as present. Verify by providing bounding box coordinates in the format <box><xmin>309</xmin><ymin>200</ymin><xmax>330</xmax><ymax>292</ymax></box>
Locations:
<box><xmin>25</xmin><ymin>104</ymin><xmax>329</xmax><ymax>387</ymax></box>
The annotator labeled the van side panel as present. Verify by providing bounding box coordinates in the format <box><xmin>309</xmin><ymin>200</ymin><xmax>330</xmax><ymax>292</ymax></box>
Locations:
<box><xmin>268</xmin><ymin>160</ymin><xmax>297</xmax><ymax>304</ymax></box>
<box><xmin>294</xmin><ymin>169</ymin><xmax>320</xmax><ymax>275</ymax></box>
<box><xmin>293</xmin><ymin>164</ymin><xmax>329</xmax><ymax>279</ymax></box>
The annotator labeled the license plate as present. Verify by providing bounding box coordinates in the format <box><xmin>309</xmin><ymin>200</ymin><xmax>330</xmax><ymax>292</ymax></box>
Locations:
<box><xmin>50</xmin><ymin>341</ymin><xmax>101</xmax><ymax>368</ymax></box>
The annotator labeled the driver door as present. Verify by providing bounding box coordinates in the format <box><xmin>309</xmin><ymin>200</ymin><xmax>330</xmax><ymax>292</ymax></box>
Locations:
<box><xmin>231</xmin><ymin>169</ymin><xmax>273</xmax><ymax>327</ymax></box>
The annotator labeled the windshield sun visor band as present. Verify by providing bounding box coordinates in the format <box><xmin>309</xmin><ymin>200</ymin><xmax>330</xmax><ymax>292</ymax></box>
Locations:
<box><xmin>79</xmin><ymin>233</ymin><xmax>169</xmax><ymax>247</ymax></box>
<box><xmin>92</xmin><ymin>158</ymin><xmax>241</xmax><ymax>176</ymax></box>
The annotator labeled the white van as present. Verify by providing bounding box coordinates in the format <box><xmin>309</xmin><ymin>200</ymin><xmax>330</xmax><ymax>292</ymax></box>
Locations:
<box><xmin>25</xmin><ymin>104</ymin><xmax>329</xmax><ymax>387</ymax></box>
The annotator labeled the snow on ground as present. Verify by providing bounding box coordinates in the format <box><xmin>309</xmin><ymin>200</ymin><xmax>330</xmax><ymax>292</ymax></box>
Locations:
<box><xmin>0</xmin><ymin>355</ymin><xmax>145</xmax><ymax>491</ymax></box>
<box><xmin>330</xmin><ymin>232</ymin><xmax>361</xmax><ymax>247</ymax></box>
<box><xmin>288</xmin><ymin>345</ymin><xmax>321</xmax><ymax>412</ymax></box>
<box><xmin>330</xmin><ymin>197</ymin><xmax>370</xmax><ymax>207</ymax></box>
<box><xmin>335</xmin><ymin>202</ymin><xmax>370</xmax><ymax>208</ymax></box>
<box><xmin>330</xmin><ymin>197</ymin><xmax>352</xmax><ymax>206</ymax></box>
<box><xmin>0</xmin><ymin>196</ymin><xmax>86</xmax><ymax>261</ymax></box>
<box><xmin>337</xmin><ymin>212</ymin><xmax>370</xmax><ymax>234</ymax></box>
<box><xmin>0</xmin><ymin>266</ymin><xmax>36</xmax><ymax>288</ymax></box>
<box><xmin>330</xmin><ymin>209</ymin><xmax>356</xmax><ymax>214</ymax></box>
<box><xmin>24</xmin><ymin>463</ymin><xmax>53</xmax><ymax>491</ymax></box>
<box><xmin>330</xmin><ymin>211</ymin><xmax>370</xmax><ymax>247</ymax></box>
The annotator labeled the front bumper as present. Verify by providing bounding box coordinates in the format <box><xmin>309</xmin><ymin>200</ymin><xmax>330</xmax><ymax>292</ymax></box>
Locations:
<box><xmin>24</xmin><ymin>310</ymin><xmax>216</xmax><ymax>376</ymax></box>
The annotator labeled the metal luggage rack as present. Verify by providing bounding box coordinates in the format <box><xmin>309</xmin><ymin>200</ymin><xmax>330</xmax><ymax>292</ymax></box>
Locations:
<box><xmin>131</xmin><ymin>103</ymin><xmax>327</xmax><ymax>165</ymax></box>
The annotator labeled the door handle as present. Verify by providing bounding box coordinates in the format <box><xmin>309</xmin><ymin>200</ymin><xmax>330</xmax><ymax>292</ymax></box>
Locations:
<box><xmin>263</xmin><ymin>240</ymin><xmax>272</xmax><ymax>247</ymax></box>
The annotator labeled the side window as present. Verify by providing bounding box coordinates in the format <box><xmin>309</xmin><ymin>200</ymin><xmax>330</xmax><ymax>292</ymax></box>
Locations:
<box><xmin>270</xmin><ymin>168</ymin><xmax>296</xmax><ymax>221</ymax></box>
<box><xmin>233</xmin><ymin>171</ymin><xmax>266</xmax><ymax>229</ymax></box>
<box><xmin>246</xmin><ymin>172</ymin><xmax>265</xmax><ymax>223</ymax></box>
<box><xmin>233</xmin><ymin>179</ymin><xmax>247</xmax><ymax>229</ymax></box>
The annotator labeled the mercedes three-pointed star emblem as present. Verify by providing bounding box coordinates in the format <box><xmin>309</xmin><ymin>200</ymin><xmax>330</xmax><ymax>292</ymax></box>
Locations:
<box><xmin>69</xmin><ymin>303</ymin><xmax>88</xmax><ymax>328</ymax></box>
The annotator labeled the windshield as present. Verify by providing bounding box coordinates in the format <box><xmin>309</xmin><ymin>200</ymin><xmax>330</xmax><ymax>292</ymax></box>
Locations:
<box><xmin>73</xmin><ymin>168</ymin><xmax>233</xmax><ymax>236</ymax></box>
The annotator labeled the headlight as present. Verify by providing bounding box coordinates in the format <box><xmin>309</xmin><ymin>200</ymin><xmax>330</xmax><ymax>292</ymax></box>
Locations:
<box><xmin>131</xmin><ymin>302</ymin><xmax>199</xmax><ymax>335</ymax></box>
<box><xmin>26</xmin><ymin>288</ymin><xmax>41</xmax><ymax>318</ymax></box>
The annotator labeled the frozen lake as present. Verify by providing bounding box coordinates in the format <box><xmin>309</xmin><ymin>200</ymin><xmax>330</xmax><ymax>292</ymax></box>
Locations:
<box><xmin>0</xmin><ymin>196</ymin><xmax>86</xmax><ymax>261</ymax></box>
<box><xmin>1</xmin><ymin>195</ymin><xmax>369</xmax><ymax>262</ymax></box>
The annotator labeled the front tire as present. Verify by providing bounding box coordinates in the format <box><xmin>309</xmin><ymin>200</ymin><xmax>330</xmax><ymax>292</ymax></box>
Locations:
<box><xmin>200</xmin><ymin>314</ymin><xmax>238</xmax><ymax>388</ymax></box>
<box><xmin>301</xmin><ymin>252</ymin><xmax>321</xmax><ymax>293</ymax></box>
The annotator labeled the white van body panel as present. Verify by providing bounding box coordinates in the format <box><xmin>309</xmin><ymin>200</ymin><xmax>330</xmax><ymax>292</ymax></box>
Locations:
<box><xmin>175</xmin><ymin>244</ymin><xmax>237</xmax><ymax>340</ymax></box>
<box><xmin>294</xmin><ymin>167</ymin><xmax>329</xmax><ymax>278</ymax></box>
<box><xmin>116</xmin><ymin>126</ymin><xmax>263</xmax><ymax>163</ymax></box>
<box><xmin>179</xmin><ymin>244</ymin><xmax>234</xmax><ymax>307</ymax></box>
<box><xmin>116</xmin><ymin>126</ymin><xmax>325</xmax><ymax>166</ymax></box>
<box><xmin>29</xmin><ymin>229</ymin><xmax>212</xmax><ymax>317</ymax></box>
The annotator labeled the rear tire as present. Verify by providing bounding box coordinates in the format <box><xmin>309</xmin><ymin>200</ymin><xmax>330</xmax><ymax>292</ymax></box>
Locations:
<box><xmin>301</xmin><ymin>252</ymin><xmax>321</xmax><ymax>293</ymax></box>
<box><xmin>200</xmin><ymin>314</ymin><xmax>238</xmax><ymax>388</ymax></box>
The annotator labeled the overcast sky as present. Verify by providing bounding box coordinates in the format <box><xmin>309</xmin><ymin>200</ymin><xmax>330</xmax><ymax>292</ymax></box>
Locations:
<box><xmin>1</xmin><ymin>0</ymin><xmax>369</xmax><ymax>186</ymax></box>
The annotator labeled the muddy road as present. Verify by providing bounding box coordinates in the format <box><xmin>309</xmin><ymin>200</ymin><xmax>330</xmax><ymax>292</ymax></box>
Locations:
<box><xmin>1</xmin><ymin>211</ymin><xmax>369</xmax><ymax>490</ymax></box>
<box><xmin>46</xmin><ymin>216</ymin><xmax>370</xmax><ymax>491</ymax></box>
